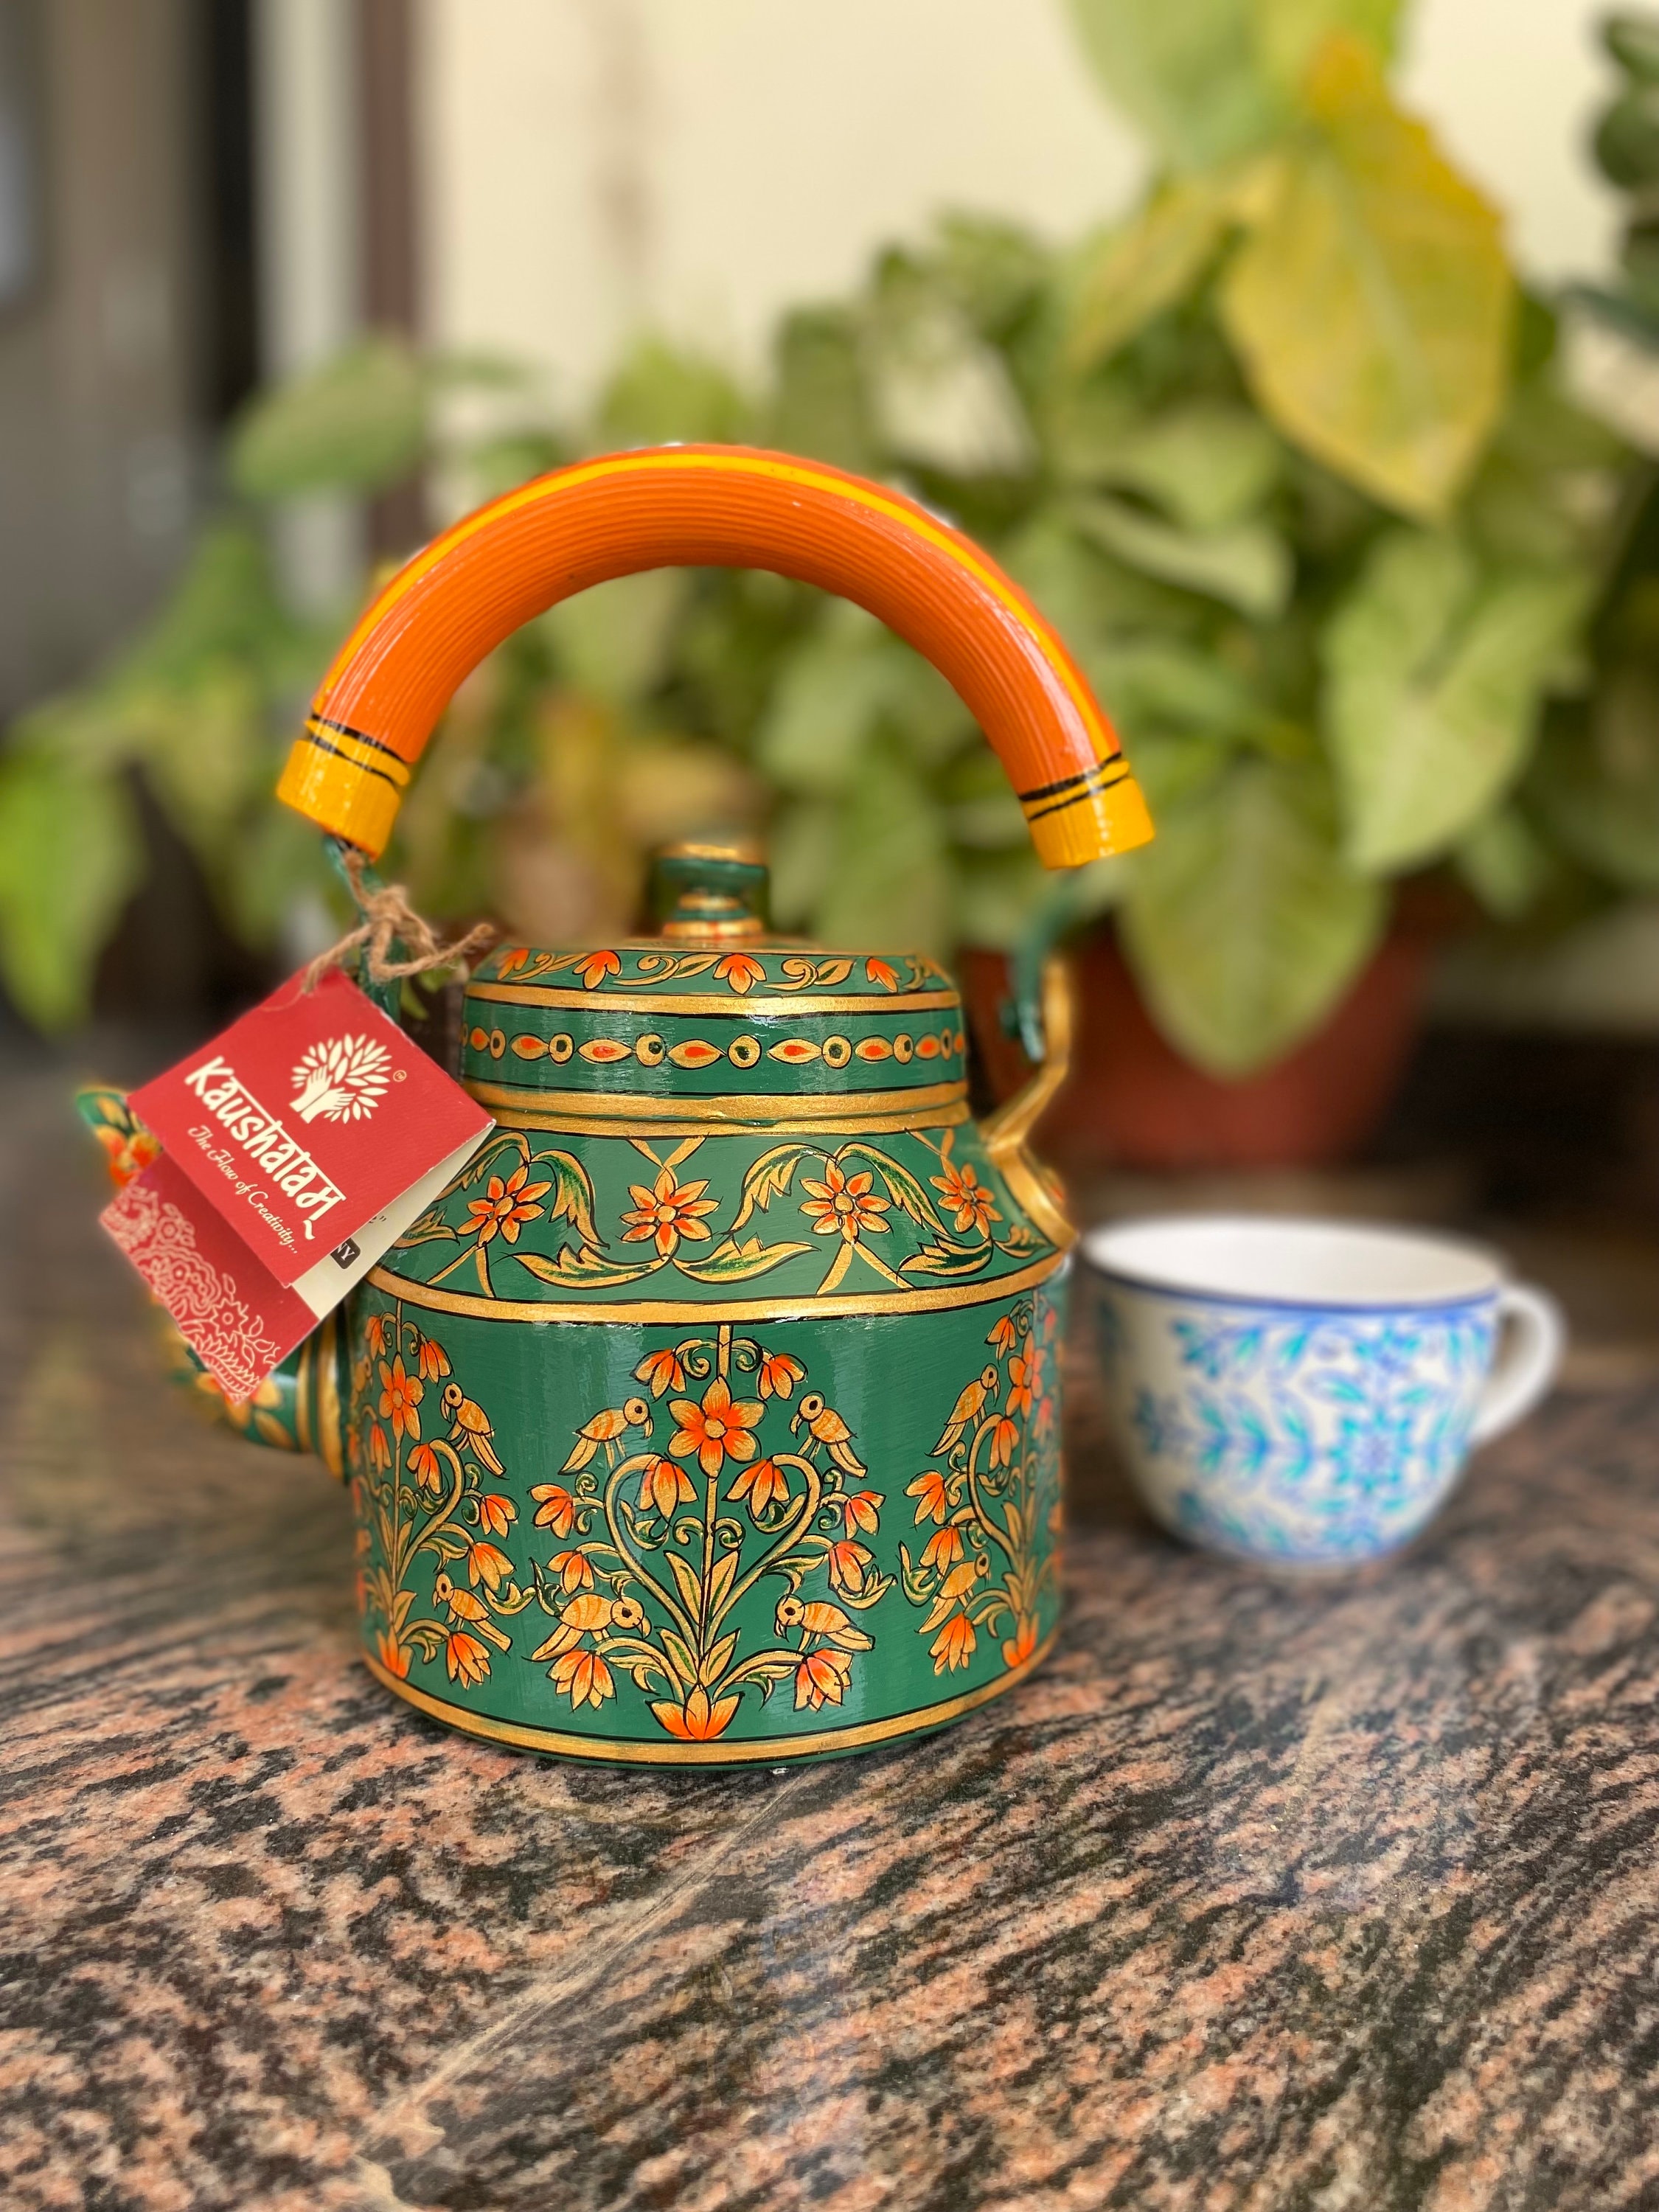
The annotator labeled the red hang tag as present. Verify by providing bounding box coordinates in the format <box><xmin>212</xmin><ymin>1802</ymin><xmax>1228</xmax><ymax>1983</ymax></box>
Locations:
<box><xmin>107</xmin><ymin>967</ymin><xmax>492</xmax><ymax>1399</ymax></box>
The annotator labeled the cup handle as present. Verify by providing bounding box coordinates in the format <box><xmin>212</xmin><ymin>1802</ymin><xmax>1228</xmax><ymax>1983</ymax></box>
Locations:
<box><xmin>1468</xmin><ymin>1284</ymin><xmax>1565</xmax><ymax>1447</ymax></box>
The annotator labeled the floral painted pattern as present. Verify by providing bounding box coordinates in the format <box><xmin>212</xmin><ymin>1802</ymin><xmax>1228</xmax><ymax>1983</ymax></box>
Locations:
<box><xmin>1102</xmin><ymin>1298</ymin><xmax>1498</xmax><ymax>1562</ymax></box>
<box><xmin>352</xmin><ymin>1307</ymin><xmax>531</xmax><ymax>1688</ymax></box>
<box><xmin>900</xmin><ymin>1293</ymin><xmax>1062</xmax><ymax>1676</ymax></box>
<box><xmin>397</xmin><ymin>1125</ymin><xmax>1048</xmax><ymax>1301</ymax></box>
<box><xmin>527</xmin><ymin>1326</ymin><xmax>891</xmax><ymax>1741</ymax></box>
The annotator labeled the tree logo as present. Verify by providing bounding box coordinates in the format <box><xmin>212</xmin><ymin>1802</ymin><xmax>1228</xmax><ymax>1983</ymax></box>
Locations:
<box><xmin>290</xmin><ymin>1033</ymin><xmax>393</xmax><ymax>1124</ymax></box>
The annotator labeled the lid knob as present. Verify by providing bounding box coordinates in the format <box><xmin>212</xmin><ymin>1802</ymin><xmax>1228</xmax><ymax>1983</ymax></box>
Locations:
<box><xmin>650</xmin><ymin>841</ymin><xmax>769</xmax><ymax>942</ymax></box>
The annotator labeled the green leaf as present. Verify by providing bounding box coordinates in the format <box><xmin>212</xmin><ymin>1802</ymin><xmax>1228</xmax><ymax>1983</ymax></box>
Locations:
<box><xmin>1064</xmin><ymin>0</ymin><xmax>1280</xmax><ymax>170</ymax></box>
<box><xmin>1455</xmin><ymin>806</ymin><xmax>1551</xmax><ymax>919</ymax></box>
<box><xmin>1076</xmin><ymin>494</ymin><xmax>1293</xmax><ymax>619</ymax></box>
<box><xmin>731</xmin><ymin>1145</ymin><xmax>809</xmax><ymax>1231</ymax></box>
<box><xmin>1078</xmin><ymin>403</ymin><xmax>1282</xmax><ymax>531</ymax></box>
<box><xmin>1529</xmin><ymin>678</ymin><xmax>1659</xmax><ymax>890</ymax></box>
<box><xmin>0</xmin><ymin>751</ymin><xmax>145</xmax><ymax>1029</ymax></box>
<box><xmin>513</xmin><ymin>1249</ymin><xmax>658</xmax><ymax>1290</ymax></box>
<box><xmin>1063</xmin><ymin>178</ymin><xmax>1230</xmax><ymax>372</ymax></box>
<box><xmin>1221</xmin><ymin>38</ymin><xmax>1512</xmax><ymax>518</ymax></box>
<box><xmin>1256</xmin><ymin>0</ymin><xmax>1401</xmax><ymax>92</ymax></box>
<box><xmin>1324</xmin><ymin>529</ymin><xmax>1591</xmax><ymax>872</ymax></box>
<box><xmin>1119</xmin><ymin>758</ymin><xmax>1383</xmax><ymax>1074</ymax></box>
<box><xmin>933</xmin><ymin>215</ymin><xmax>1051</xmax><ymax>341</ymax></box>
<box><xmin>952</xmin><ymin>848</ymin><xmax>1048</xmax><ymax>947</ymax></box>
<box><xmin>754</xmin><ymin>604</ymin><xmax>973</xmax><ymax>796</ymax></box>
<box><xmin>597</xmin><ymin>337</ymin><xmax>750</xmax><ymax>447</ymax></box>
<box><xmin>229</xmin><ymin>336</ymin><xmax>428</xmax><ymax>498</ymax></box>
<box><xmin>813</xmin><ymin>737</ymin><xmax>955</xmax><ymax>956</ymax></box>
<box><xmin>540</xmin><ymin>569</ymin><xmax>690</xmax><ymax>709</ymax></box>
<box><xmin>533</xmin><ymin>1149</ymin><xmax>605</xmax><ymax>1251</ymax></box>
<box><xmin>676</xmin><ymin>1237</ymin><xmax>814</xmax><ymax>1284</ymax></box>
<box><xmin>863</xmin><ymin>271</ymin><xmax>1035</xmax><ymax>477</ymax></box>
<box><xmin>770</xmin><ymin>306</ymin><xmax>876</xmax><ymax>473</ymax></box>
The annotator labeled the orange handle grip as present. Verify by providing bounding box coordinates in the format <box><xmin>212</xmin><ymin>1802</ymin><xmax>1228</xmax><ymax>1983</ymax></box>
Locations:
<box><xmin>276</xmin><ymin>445</ymin><xmax>1152</xmax><ymax>868</ymax></box>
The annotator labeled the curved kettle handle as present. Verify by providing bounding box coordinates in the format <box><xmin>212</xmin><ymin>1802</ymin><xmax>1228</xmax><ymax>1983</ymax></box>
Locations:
<box><xmin>276</xmin><ymin>444</ymin><xmax>1152</xmax><ymax>869</ymax></box>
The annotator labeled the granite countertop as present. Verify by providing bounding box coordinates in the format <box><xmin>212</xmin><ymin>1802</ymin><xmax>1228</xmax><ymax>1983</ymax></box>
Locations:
<box><xmin>3</xmin><ymin>1062</ymin><xmax>1658</xmax><ymax>2211</ymax></box>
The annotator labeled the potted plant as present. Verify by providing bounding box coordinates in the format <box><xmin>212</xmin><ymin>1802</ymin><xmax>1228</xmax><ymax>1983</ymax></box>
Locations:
<box><xmin>0</xmin><ymin>0</ymin><xmax>1629</xmax><ymax>1178</ymax></box>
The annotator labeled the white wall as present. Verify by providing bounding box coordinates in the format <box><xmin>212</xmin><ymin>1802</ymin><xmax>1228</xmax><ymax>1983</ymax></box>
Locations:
<box><xmin>419</xmin><ymin>0</ymin><xmax>1619</xmax><ymax>407</ymax></box>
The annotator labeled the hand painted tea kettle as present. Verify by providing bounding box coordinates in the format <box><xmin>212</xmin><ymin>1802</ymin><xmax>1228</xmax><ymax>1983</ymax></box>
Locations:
<box><xmin>215</xmin><ymin>446</ymin><xmax>1151</xmax><ymax>1764</ymax></box>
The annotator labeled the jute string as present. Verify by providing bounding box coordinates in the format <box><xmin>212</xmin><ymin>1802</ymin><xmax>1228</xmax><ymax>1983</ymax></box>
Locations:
<box><xmin>302</xmin><ymin>848</ymin><xmax>496</xmax><ymax>994</ymax></box>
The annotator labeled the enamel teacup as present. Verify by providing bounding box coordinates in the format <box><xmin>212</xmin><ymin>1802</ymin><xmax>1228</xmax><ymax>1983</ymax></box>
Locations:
<box><xmin>1083</xmin><ymin>1214</ymin><xmax>1564</xmax><ymax>1567</ymax></box>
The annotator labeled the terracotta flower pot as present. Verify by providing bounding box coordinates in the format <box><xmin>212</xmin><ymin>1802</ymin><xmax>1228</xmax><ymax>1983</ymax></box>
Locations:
<box><xmin>962</xmin><ymin>926</ymin><xmax>1433</xmax><ymax>1176</ymax></box>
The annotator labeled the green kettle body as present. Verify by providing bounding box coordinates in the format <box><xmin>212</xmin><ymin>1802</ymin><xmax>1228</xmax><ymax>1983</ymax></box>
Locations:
<box><xmin>296</xmin><ymin>852</ymin><xmax>1072</xmax><ymax>1765</ymax></box>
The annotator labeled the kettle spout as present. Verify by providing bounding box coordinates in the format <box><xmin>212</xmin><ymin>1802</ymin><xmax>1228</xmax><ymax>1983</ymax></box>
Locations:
<box><xmin>76</xmin><ymin>1084</ymin><xmax>348</xmax><ymax>1476</ymax></box>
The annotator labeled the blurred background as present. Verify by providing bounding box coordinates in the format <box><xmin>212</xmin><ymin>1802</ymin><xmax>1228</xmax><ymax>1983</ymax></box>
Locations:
<box><xmin>13</xmin><ymin>0</ymin><xmax>1659</xmax><ymax>1350</ymax></box>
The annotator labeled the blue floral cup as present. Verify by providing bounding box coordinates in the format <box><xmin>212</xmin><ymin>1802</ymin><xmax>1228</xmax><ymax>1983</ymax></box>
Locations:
<box><xmin>1082</xmin><ymin>1216</ymin><xmax>1564</xmax><ymax>1568</ymax></box>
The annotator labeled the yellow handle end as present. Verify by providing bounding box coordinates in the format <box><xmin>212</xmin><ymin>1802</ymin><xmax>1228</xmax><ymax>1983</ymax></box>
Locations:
<box><xmin>276</xmin><ymin>726</ymin><xmax>405</xmax><ymax>858</ymax></box>
<box><xmin>1025</xmin><ymin>766</ymin><xmax>1155</xmax><ymax>869</ymax></box>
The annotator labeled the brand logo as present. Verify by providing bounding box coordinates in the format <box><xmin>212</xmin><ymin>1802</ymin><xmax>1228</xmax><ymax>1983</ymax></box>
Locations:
<box><xmin>289</xmin><ymin>1033</ymin><xmax>394</xmax><ymax>1125</ymax></box>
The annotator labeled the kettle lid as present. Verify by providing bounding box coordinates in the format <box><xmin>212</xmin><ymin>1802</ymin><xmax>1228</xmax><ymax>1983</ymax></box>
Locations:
<box><xmin>461</xmin><ymin>843</ymin><xmax>966</xmax><ymax>1127</ymax></box>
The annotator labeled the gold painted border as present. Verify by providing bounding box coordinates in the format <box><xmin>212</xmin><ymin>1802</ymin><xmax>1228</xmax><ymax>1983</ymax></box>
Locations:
<box><xmin>363</xmin><ymin>1624</ymin><xmax>1059</xmax><ymax>1763</ymax></box>
<box><xmin>466</xmin><ymin>981</ymin><xmax>961</xmax><ymax>1018</ymax></box>
<box><xmin>367</xmin><ymin>1248</ymin><xmax>1067</xmax><ymax>1326</ymax></box>
<box><xmin>463</xmin><ymin>1077</ymin><xmax>967</xmax><ymax>1125</ymax></box>
<box><xmin>484</xmin><ymin>1102</ymin><xmax>970</xmax><ymax>1139</ymax></box>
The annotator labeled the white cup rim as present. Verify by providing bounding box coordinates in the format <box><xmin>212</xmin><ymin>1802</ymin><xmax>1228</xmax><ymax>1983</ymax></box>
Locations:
<box><xmin>1079</xmin><ymin>1212</ymin><xmax>1507</xmax><ymax>1313</ymax></box>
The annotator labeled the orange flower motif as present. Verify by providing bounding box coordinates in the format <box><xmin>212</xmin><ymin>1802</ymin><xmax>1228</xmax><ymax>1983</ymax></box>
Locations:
<box><xmin>1003</xmin><ymin>1614</ymin><xmax>1040</xmax><ymax>1668</ymax></box>
<box><xmin>465</xmin><ymin>1163</ymin><xmax>552</xmax><ymax>1247</ymax></box>
<box><xmin>368</xmin><ymin>1422</ymin><xmax>392</xmax><ymax>1471</ymax></box>
<box><xmin>842</xmin><ymin>1489</ymin><xmax>883</xmax><ymax>1536</ymax></box>
<box><xmin>652</xmin><ymin>1686</ymin><xmax>740</xmax><ymax>1740</ymax></box>
<box><xmin>476</xmin><ymin>1492</ymin><xmax>517</xmax><ymax>1535</ymax></box>
<box><xmin>795</xmin><ymin>1648</ymin><xmax>854</xmax><ymax>1711</ymax></box>
<box><xmin>414</xmin><ymin>1332</ymin><xmax>452</xmax><ymax>1381</ymax></box>
<box><xmin>1035</xmin><ymin>1395</ymin><xmax>1056</xmax><ymax>1440</ymax></box>
<box><xmin>445</xmin><ymin>1630</ymin><xmax>491</xmax><ymax>1686</ymax></box>
<box><xmin>364</xmin><ymin>1313</ymin><xmax>390</xmax><ymax>1358</ymax></box>
<box><xmin>668</xmin><ymin>1377</ymin><xmax>764</xmax><ymax>1478</ymax></box>
<box><xmin>987</xmin><ymin>1314</ymin><xmax>1019</xmax><ymax>1355</ymax></box>
<box><xmin>575</xmin><ymin>949</ymin><xmax>622</xmax><ymax>990</ymax></box>
<box><xmin>375</xmin><ymin>1630</ymin><xmax>411</xmax><ymax>1680</ymax></box>
<box><xmin>497</xmin><ymin>947</ymin><xmax>531</xmax><ymax>977</ymax></box>
<box><xmin>635</xmin><ymin>1349</ymin><xmax>686</xmax><ymax>1397</ymax></box>
<box><xmin>908</xmin><ymin>1470</ymin><xmax>950</xmax><ymax>1525</ymax></box>
<box><xmin>865</xmin><ymin>956</ymin><xmax>900</xmax><ymax>992</ymax></box>
<box><xmin>550</xmin><ymin>1548</ymin><xmax>594</xmax><ymax>1591</ymax></box>
<box><xmin>408</xmin><ymin>1441</ymin><xmax>443</xmax><ymax>1492</ymax></box>
<box><xmin>931</xmin><ymin>1613</ymin><xmax>977</xmax><ymax>1674</ymax></box>
<box><xmin>530</xmin><ymin>1482</ymin><xmax>576</xmax><ymax>1536</ymax></box>
<box><xmin>714</xmin><ymin>952</ymin><xmax>766</xmax><ymax>995</ymax></box>
<box><xmin>552</xmin><ymin>1647</ymin><xmax>615</xmax><ymax>1708</ymax></box>
<box><xmin>800</xmin><ymin>1160</ymin><xmax>891</xmax><ymax>1243</ymax></box>
<box><xmin>728</xmin><ymin>1456</ymin><xmax>790</xmax><ymax>1515</ymax></box>
<box><xmin>921</xmin><ymin>1524</ymin><xmax>964</xmax><ymax>1571</ymax></box>
<box><xmin>827</xmin><ymin>1540</ymin><xmax>874</xmax><ymax>1594</ymax></box>
<box><xmin>638</xmin><ymin>1454</ymin><xmax>697</xmax><ymax>1517</ymax></box>
<box><xmin>757</xmin><ymin>1352</ymin><xmax>805</xmax><ymax>1399</ymax></box>
<box><xmin>621</xmin><ymin>1166</ymin><xmax>720</xmax><ymax>1258</ymax></box>
<box><xmin>989</xmin><ymin>1416</ymin><xmax>1019</xmax><ymax>1470</ymax></box>
<box><xmin>930</xmin><ymin>1159</ymin><xmax>1000</xmax><ymax>1237</ymax></box>
<box><xmin>466</xmin><ymin>1539</ymin><xmax>515</xmax><ymax>1590</ymax></box>
<box><xmin>346</xmin><ymin>1426</ymin><xmax>363</xmax><ymax>1472</ymax></box>
<box><xmin>1006</xmin><ymin>1354</ymin><xmax>1034</xmax><ymax>1419</ymax></box>
<box><xmin>378</xmin><ymin>1357</ymin><xmax>422</xmax><ymax>1441</ymax></box>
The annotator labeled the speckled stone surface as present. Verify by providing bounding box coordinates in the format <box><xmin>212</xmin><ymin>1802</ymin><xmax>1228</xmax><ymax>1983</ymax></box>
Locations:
<box><xmin>3</xmin><ymin>1063</ymin><xmax>1658</xmax><ymax>2211</ymax></box>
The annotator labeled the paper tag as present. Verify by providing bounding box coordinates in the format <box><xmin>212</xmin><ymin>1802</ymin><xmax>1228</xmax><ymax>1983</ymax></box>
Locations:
<box><xmin>108</xmin><ymin>968</ymin><xmax>493</xmax><ymax>1398</ymax></box>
